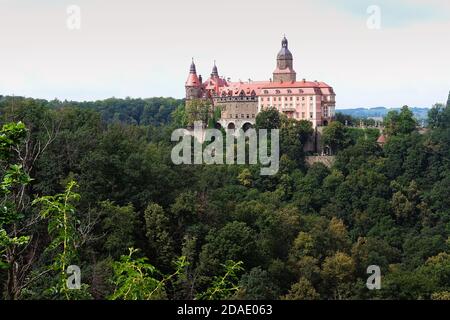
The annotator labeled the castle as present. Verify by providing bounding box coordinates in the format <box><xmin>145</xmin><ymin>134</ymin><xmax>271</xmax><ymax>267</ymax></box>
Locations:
<box><xmin>185</xmin><ymin>36</ymin><xmax>336</xmax><ymax>130</ymax></box>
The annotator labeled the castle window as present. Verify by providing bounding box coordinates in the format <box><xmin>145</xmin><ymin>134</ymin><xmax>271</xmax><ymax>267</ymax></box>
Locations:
<box><xmin>252</xmin><ymin>114</ymin><xmax>255</xmax><ymax>118</ymax></box>
<box><xmin>246</xmin><ymin>114</ymin><xmax>249</xmax><ymax>118</ymax></box>
<box><xmin>241</xmin><ymin>114</ymin><xmax>244</xmax><ymax>118</ymax></box>
<box><xmin>310</xmin><ymin>96</ymin><xmax>313</xmax><ymax>101</ymax></box>
<box><xmin>264</xmin><ymin>90</ymin><xmax>269</xmax><ymax>94</ymax></box>
<box><xmin>290</xmin><ymin>97</ymin><xmax>293</xmax><ymax>101</ymax></box>
<box><xmin>275</xmin><ymin>90</ymin><xmax>280</xmax><ymax>94</ymax></box>
<box><xmin>310</xmin><ymin>112</ymin><xmax>313</xmax><ymax>119</ymax></box>
<box><xmin>287</xmin><ymin>89</ymin><xmax>292</xmax><ymax>94</ymax></box>
<box><xmin>302</xmin><ymin>112</ymin><xmax>305</xmax><ymax>118</ymax></box>
<box><xmin>302</xmin><ymin>97</ymin><xmax>305</xmax><ymax>101</ymax></box>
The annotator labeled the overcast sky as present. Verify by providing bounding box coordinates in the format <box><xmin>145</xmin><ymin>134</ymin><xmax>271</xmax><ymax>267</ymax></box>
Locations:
<box><xmin>0</xmin><ymin>0</ymin><xmax>449</xmax><ymax>108</ymax></box>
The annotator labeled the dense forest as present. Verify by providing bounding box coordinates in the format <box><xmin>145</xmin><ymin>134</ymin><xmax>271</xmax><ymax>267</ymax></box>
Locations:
<box><xmin>0</xmin><ymin>95</ymin><xmax>449</xmax><ymax>300</ymax></box>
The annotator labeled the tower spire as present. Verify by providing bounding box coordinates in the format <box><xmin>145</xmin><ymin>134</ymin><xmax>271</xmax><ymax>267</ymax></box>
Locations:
<box><xmin>211</xmin><ymin>60</ymin><xmax>219</xmax><ymax>77</ymax></box>
<box><xmin>190</xmin><ymin>58</ymin><xmax>197</xmax><ymax>74</ymax></box>
<box><xmin>282</xmin><ymin>35</ymin><xmax>288</xmax><ymax>48</ymax></box>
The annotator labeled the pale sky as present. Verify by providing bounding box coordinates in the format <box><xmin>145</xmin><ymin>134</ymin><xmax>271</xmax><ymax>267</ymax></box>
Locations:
<box><xmin>0</xmin><ymin>0</ymin><xmax>449</xmax><ymax>108</ymax></box>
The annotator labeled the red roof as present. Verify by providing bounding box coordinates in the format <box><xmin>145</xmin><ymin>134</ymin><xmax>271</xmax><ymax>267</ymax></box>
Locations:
<box><xmin>215</xmin><ymin>79</ymin><xmax>334</xmax><ymax>97</ymax></box>
<box><xmin>259</xmin><ymin>80</ymin><xmax>332</xmax><ymax>89</ymax></box>
<box><xmin>185</xmin><ymin>73</ymin><xmax>200</xmax><ymax>87</ymax></box>
<box><xmin>377</xmin><ymin>134</ymin><xmax>387</xmax><ymax>144</ymax></box>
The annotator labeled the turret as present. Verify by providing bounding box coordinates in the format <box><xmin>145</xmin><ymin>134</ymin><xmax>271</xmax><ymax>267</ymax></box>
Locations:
<box><xmin>185</xmin><ymin>59</ymin><xmax>202</xmax><ymax>100</ymax></box>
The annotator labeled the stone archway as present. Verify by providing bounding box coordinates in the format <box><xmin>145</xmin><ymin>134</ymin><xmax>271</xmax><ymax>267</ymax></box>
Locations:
<box><xmin>242</xmin><ymin>122</ymin><xmax>253</xmax><ymax>132</ymax></box>
<box><xmin>227</xmin><ymin>122</ymin><xmax>236</xmax><ymax>130</ymax></box>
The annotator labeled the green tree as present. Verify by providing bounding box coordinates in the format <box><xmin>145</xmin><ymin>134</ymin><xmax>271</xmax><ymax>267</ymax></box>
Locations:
<box><xmin>144</xmin><ymin>202</ymin><xmax>175</xmax><ymax>269</ymax></box>
<box><xmin>237</xmin><ymin>168</ymin><xmax>253</xmax><ymax>187</ymax></box>
<box><xmin>280</xmin><ymin>118</ymin><xmax>313</xmax><ymax>167</ymax></box>
<box><xmin>384</xmin><ymin>105</ymin><xmax>417</xmax><ymax>136</ymax></box>
<box><xmin>282</xmin><ymin>278</ymin><xmax>320</xmax><ymax>300</ymax></box>
<box><xmin>109</xmin><ymin>248</ymin><xmax>188</xmax><ymax>300</ymax></box>
<box><xmin>198</xmin><ymin>222</ymin><xmax>259</xmax><ymax>282</ymax></box>
<box><xmin>428</xmin><ymin>103</ymin><xmax>450</xmax><ymax>129</ymax></box>
<box><xmin>238</xmin><ymin>267</ymin><xmax>279</xmax><ymax>300</ymax></box>
<box><xmin>255</xmin><ymin>107</ymin><xmax>281</xmax><ymax>130</ymax></box>
<box><xmin>351</xmin><ymin>237</ymin><xmax>400</xmax><ymax>276</ymax></box>
<box><xmin>0</xmin><ymin>122</ymin><xmax>33</xmax><ymax>299</ymax></box>
<box><xmin>98</xmin><ymin>201</ymin><xmax>137</xmax><ymax>258</ymax></box>
<box><xmin>32</xmin><ymin>181</ymin><xmax>90</xmax><ymax>299</ymax></box>
<box><xmin>321</xmin><ymin>252</ymin><xmax>356</xmax><ymax>299</ymax></box>
<box><xmin>171</xmin><ymin>104</ymin><xmax>188</xmax><ymax>128</ymax></box>
<box><xmin>197</xmin><ymin>260</ymin><xmax>244</xmax><ymax>300</ymax></box>
<box><xmin>327</xmin><ymin>217</ymin><xmax>351</xmax><ymax>253</ymax></box>
<box><xmin>185</xmin><ymin>99</ymin><xmax>213</xmax><ymax>126</ymax></box>
<box><xmin>321</xmin><ymin>121</ymin><xmax>348</xmax><ymax>154</ymax></box>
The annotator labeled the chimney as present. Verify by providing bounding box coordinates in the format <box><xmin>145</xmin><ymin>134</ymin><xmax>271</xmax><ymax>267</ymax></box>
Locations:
<box><xmin>199</xmin><ymin>75</ymin><xmax>203</xmax><ymax>83</ymax></box>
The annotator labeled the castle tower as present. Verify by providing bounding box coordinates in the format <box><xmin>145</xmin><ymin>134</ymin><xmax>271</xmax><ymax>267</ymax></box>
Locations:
<box><xmin>211</xmin><ymin>61</ymin><xmax>219</xmax><ymax>78</ymax></box>
<box><xmin>273</xmin><ymin>36</ymin><xmax>296</xmax><ymax>83</ymax></box>
<box><xmin>185</xmin><ymin>59</ymin><xmax>202</xmax><ymax>100</ymax></box>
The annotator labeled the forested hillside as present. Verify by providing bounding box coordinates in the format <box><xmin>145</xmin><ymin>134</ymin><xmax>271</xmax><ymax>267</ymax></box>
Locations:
<box><xmin>0</xmin><ymin>96</ymin><xmax>183</xmax><ymax>126</ymax></box>
<box><xmin>0</xmin><ymin>97</ymin><xmax>449</xmax><ymax>300</ymax></box>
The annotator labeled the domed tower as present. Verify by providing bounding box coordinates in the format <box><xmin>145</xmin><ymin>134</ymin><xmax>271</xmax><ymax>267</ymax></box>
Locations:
<box><xmin>185</xmin><ymin>59</ymin><xmax>202</xmax><ymax>100</ymax></box>
<box><xmin>273</xmin><ymin>36</ymin><xmax>296</xmax><ymax>83</ymax></box>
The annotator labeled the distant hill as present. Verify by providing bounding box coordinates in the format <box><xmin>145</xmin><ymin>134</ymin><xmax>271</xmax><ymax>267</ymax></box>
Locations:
<box><xmin>337</xmin><ymin>107</ymin><xmax>430</xmax><ymax>120</ymax></box>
